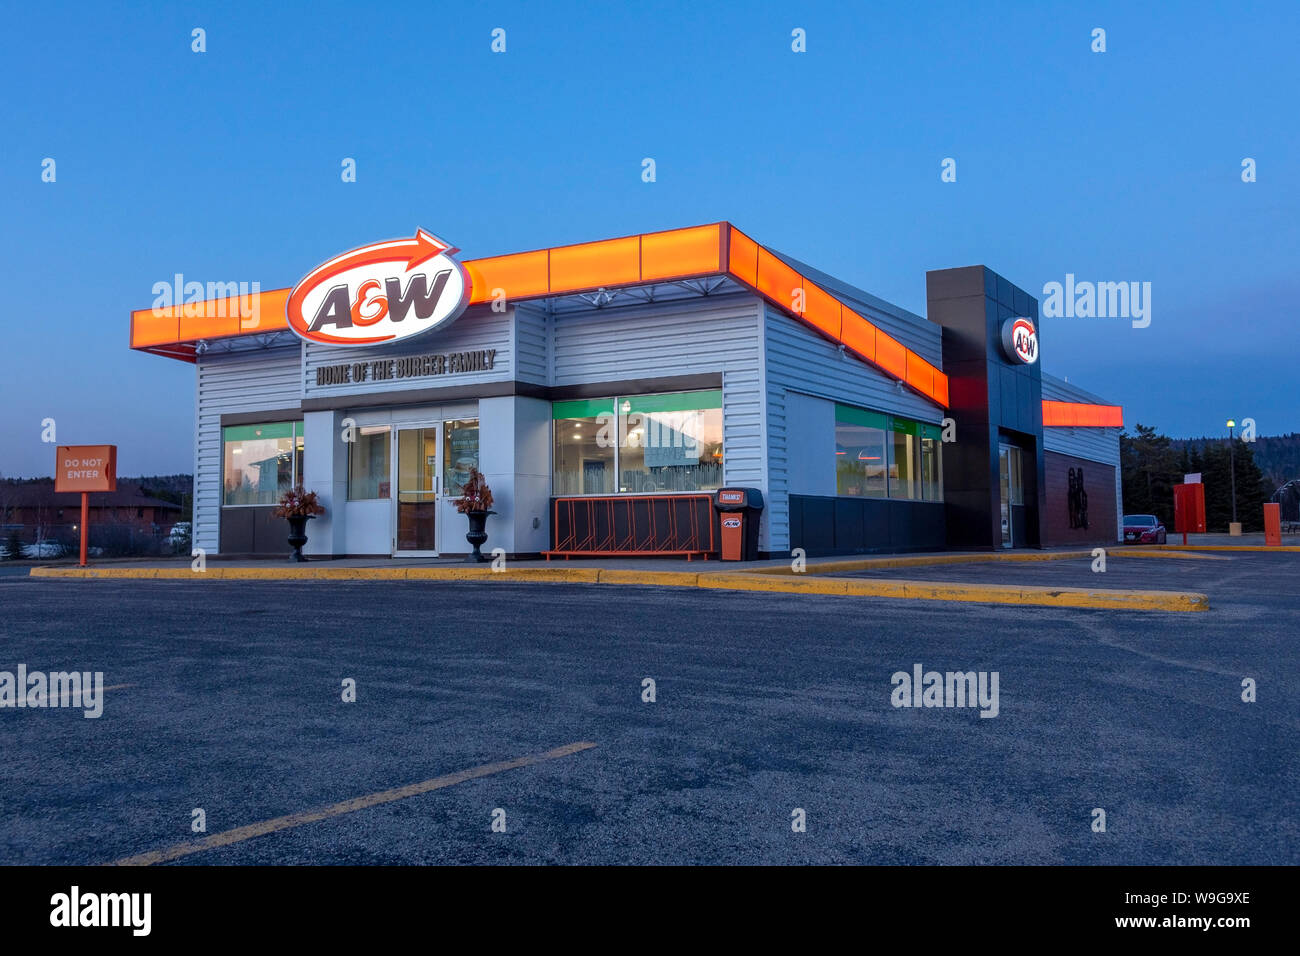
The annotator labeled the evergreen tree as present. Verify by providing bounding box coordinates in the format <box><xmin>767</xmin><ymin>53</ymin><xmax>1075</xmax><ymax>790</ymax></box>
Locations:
<box><xmin>1120</xmin><ymin>425</ymin><xmax>1179</xmax><ymax>526</ymax></box>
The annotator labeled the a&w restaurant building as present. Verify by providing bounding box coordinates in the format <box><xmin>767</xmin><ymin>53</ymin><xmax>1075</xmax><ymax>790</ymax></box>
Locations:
<box><xmin>129</xmin><ymin>223</ymin><xmax>1124</xmax><ymax>559</ymax></box>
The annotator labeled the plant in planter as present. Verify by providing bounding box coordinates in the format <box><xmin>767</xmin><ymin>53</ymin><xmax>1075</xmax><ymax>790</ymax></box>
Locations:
<box><xmin>272</xmin><ymin>486</ymin><xmax>326</xmax><ymax>562</ymax></box>
<box><xmin>455</xmin><ymin>468</ymin><xmax>495</xmax><ymax>563</ymax></box>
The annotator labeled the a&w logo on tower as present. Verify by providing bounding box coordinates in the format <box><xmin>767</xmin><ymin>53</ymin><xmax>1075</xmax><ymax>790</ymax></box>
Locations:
<box><xmin>286</xmin><ymin>229</ymin><xmax>472</xmax><ymax>346</ymax></box>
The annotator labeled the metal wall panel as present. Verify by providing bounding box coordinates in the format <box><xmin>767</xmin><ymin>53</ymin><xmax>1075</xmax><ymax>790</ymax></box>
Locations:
<box><xmin>514</xmin><ymin>304</ymin><xmax>550</xmax><ymax>385</ymax></box>
<box><xmin>763</xmin><ymin>304</ymin><xmax>945</xmax><ymax>552</ymax></box>
<box><xmin>1040</xmin><ymin>370</ymin><xmax>1121</xmax><ymax>467</ymax></box>
<box><xmin>1040</xmin><ymin>372</ymin><xmax>1123</xmax><ymax>539</ymax></box>
<box><xmin>194</xmin><ymin>346</ymin><xmax>304</xmax><ymax>553</ymax></box>
<box><xmin>550</xmin><ymin>291</ymin><xmax>767</xmax><ymax>491</ymax></box>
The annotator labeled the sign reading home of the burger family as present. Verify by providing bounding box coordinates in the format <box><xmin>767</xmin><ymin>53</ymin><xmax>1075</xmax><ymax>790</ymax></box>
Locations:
<box><xmin>314</xmin><ymin>349</ymin><xmax>497</xmax><ymax>386</ymax></box>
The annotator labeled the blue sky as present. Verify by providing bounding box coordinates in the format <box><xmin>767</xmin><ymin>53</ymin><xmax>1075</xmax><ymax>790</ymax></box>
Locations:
<box><xmin>2</xmin><ymin>0</ymin><xmax>1296</xmax><ymax>476</ymax></box>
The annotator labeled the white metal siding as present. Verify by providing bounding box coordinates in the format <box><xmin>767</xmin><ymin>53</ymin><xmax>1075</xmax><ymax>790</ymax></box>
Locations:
<box><xmin>1042</xmin><ymin>425</ymin><xmax>1121</xmax><ymax>467</ymax></box>
<box><xmin>551</xmin><ymin>292</ymin><xmax>767</xmax><ymax>489</ymax></box>
<box><xmin>1041</xmin><ymin>373</ymin><xmax>1122</xmax><ymax>467</ymax></box>
<box><xmin>1041</xmin><ymin>372</ymin><xmax>1123</xmax><ymax>539</ymax></box>
<box><xmin>514</xmin><ymin>304</ymin><xmax>549</xmax><ymax>385</ymax></box>
<box><xmin>194</xmin><ymin>346</ymin><xmax>303</xmax><ymax>553</ymax></box>
<box><xmin>763</xmin><ymin>304</ymin><xmax>946</xmax><ymax>552</ymax></box>
<box><xmin>1041</xmin><ymin>372</ymin><xmax>1112</xmax><ymax>407</ymax></box>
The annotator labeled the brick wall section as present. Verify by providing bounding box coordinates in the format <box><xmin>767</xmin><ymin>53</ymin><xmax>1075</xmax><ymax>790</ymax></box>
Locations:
<box><xmin>1042</xmin><ymin>450</ymin><xmax>1117</xmax><ymax>546</ymax></box>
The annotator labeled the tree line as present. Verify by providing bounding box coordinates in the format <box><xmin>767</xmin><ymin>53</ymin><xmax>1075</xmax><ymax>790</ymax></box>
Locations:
<box><xmin>1121</xmin><ymin>426</ymin><xmax>1275</xmax><ymax>532</ymax></box>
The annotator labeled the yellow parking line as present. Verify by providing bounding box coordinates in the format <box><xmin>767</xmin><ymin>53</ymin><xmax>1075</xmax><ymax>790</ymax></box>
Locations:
<box><xmin>1112</xmin><ymin>549</ymin><xmax>1228</xmax><ymax>560</ymax></box>
<box><xmin>1150</xmin><ymin>544</ymin><xmax>1300</xmax><ymax>552</ymax></box>
<box><xmin>746</xmin><ymin>550</ymin><xmax>1099</xmax><ymax>575</ymax></box>
<box><xmin>107</xmin><ymin>740</ymin><xmax>597</xmax><ymax>866</ymax></box>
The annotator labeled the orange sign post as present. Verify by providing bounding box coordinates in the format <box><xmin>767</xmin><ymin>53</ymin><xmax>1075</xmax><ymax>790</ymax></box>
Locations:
<box><xmin>1264</xmin><ymin>502</ymin><xmax>1282</xmax><ymax>547</ymax></box>
<box><xmin>53</xmin><ymin>445</ymin><xmax>117</xmax><ymax>567</ymax></box>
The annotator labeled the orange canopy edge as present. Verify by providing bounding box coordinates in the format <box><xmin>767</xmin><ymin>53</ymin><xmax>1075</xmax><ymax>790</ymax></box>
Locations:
<box><xmin>129</xmin><ymin>221</ymin><xmax>951</xmax><ymax>408</ymax></box>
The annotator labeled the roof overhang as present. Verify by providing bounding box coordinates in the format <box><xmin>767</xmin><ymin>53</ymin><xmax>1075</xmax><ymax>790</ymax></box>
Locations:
<box><xmin>129</xmin><ymin>222</ymin><xmax>949</xmax><ymax>407</ymax></box>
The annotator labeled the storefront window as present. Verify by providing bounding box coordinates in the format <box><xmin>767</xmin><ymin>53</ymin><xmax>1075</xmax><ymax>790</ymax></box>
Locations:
<box><xmin>889</xmin><ymin>418</ymin><xmax>921</xmax><ymax>500</ymax></box>
<box><xmin>920</xmin><ymin>429</ymin><xmax>944</xmax><ymax>501</ymax></box>
<box><xmin>552</xmin><ymin>390</ymin><xmax>723</xmax><ymax>495</ymax></box>
<box><xmin>836</xmin><ymin>406</ymin><xmax>944</xmax><ymax>503</ymax></box>
<box><xmin>553</xmin><ymin>400</ymin><xmax>616</xmax><ymax>495</ymax></box>
<box><xmin>617</xmin><ymin>391</ymin><xmax>723</xmax><ymax>493</ymax></box>
<box><xmin>222</xmin><ymin>422</ymin><xmax>303</xmax><ymax>505</ymax></box>
<box><xmin>835</xmin><ymin>407</ymin><xmax>888</xmax><ymax>497</ymax></box>
<box><xmin>348</xmin><ymin>426</ymin><xmax>391</xmax><ymax>500</ymax></box>
<box><xmin>443</xmin><ymin>418</ymin><xmax>480</xmax><ymax>498</ymax></box>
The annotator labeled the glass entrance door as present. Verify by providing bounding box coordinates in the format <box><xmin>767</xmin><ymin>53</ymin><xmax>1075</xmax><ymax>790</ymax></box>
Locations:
<box><xmin>998</xmin><ymin>445</ymin><xmax>1013</xmax><ymax>548</ymax></box>
<box><xmin>395</xmin><ymin>425</ymin><xmax>440</xmax><ymax>554</ymax></box>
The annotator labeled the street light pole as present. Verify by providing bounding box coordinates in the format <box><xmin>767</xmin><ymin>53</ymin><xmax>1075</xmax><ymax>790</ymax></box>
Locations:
<box><xmin>1226</xmin><ymin>419</ymin><xmax>1238</xmax><ymax>527</ymax></box>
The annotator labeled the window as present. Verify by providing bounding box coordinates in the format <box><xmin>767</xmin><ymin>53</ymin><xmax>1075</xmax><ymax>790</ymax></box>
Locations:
<box><xmin>553</xmin><ymin>400</ymin><xmax>616</xmax><ymax>495</ymax></box>
<box><xmin>1008</xmin><ymin>446</ymin><xmax>1024</xmax><ymax>505</ymax></box>
<box><xmin>835</xmin><ymin>407</ymin><xmax>888</xmax><ymax>497</ymax></box>
<box><xmin>348</xmin><ymin>426</ymin><xmax>391</xmax><ymax>500</ymax></box>
<box><xmin>222</xmin><ymin>422</ymin><xmax>304</xmax><ymax>506</ymax></box>
<box><xmin>889</xmin><ymin>419</ymin><xmax>921</xmax><ymax>500</ymax></box>
<box><xmin>442</xmin><ymin>419</ymin><xmax>480</xmax><ymax>498</ymax></box>
<box><xmin>920</xmin><ymin>430</ymin><xmax>944</xmax><ymax>501</ymax></box>
<box><xmin>835</xmin><ymin>405</ymin><xmax>943</xmax><ymax>502</ymax></box>
<box><xmin>552</xmin><ymin>390</ymin><xmax>724</xmax><ymax>495</ymax></box>
<box><xmin>616</xmin><ymin>392</ymin><xmax>723</xmax><ymax>493</ymax></box>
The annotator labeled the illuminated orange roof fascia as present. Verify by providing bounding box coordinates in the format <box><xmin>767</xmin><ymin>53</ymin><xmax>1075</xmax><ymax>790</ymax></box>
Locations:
<box><xmin>1042</xmin><ymin>400</ymin><xmax>1124</xmax><ymax>427</ymax></box>
<box><xmin>129</xmin><ymin>222</ymin><xmax>950</xmax><ymax>407</ymax></box>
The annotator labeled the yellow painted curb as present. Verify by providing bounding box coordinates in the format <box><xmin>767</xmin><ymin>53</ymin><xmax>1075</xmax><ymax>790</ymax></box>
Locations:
<box><xmin>702</xmin><ymin>572</ymin><xmax>1208</xmax><ymax>611</ymax></box>
<box><xmin>28</xmin><ymin>563</ymin><xmax>1210</xmax><ymax>610</ymax></box>
<box><xmin>596</xmin><ymin>569</ymin><xmax>702</xmax><ymax>588</ymax></box>
<box><xmin>28</xmin><ymin>565</ymin><xmax>603</xmax><ymax>583</ymax></box>
<box><xmin>698</xmin><ymin>572</ymin><xmax>850</xmax><ymax>595</ymax></box>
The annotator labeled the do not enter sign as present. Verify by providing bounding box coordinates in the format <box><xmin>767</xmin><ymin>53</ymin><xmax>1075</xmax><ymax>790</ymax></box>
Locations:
<box><xmin>54</xmin><ymin>445</ymin><xmax>117</xmax><ymax>567</ymax></box>
<box><xmin>55</xmin><ymin>445</ymin><xmax>117</xmax><ymax>493</ymax></box>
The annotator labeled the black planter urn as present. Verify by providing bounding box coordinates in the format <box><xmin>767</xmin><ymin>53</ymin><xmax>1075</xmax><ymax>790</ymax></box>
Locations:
<box><xmin>286</xmin><ymin>514</ymin><xmax>314</xmax><ymax>562</ymax></box>
<box><xmin>464</xmin><ymin>510</ymin><xmax>495</xmax><ymax>563</ymax></box>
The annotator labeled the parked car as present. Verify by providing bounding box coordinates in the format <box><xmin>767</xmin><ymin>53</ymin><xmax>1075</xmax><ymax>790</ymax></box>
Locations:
<box><xmin>1122</xmin><ymin>514</ymin><xmax>1167</xmax><ymax>545</ymax></box>
<box><xmin>22</xmin><ymin>539</ymin><xmax>66</xmax><ymax>558</ymax></box>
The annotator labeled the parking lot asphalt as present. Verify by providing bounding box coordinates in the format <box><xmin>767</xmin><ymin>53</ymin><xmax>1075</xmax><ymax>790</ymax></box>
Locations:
<box><xmin>1</xmin><ymin>551</ymin><xmax>1296</xmax><ymax>865</ymax></box>
<box><xmin>832</xmin><ymin>549</ymin><xmax>1283</xmax><ymax>598</ymax></box>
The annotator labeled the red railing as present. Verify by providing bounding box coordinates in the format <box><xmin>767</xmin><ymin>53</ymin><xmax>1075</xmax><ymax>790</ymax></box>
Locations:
<box><xmin>545</xmin><ymin>494</ymin><xmax>716</xmax><ymax>560</ymax></box>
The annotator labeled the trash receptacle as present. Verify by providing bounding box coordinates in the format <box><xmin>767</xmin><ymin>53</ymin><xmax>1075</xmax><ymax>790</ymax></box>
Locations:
<box><xmin>715</xmin><ymin>487</ymin><xmax>764</xmax><ymax>561</ymax></box>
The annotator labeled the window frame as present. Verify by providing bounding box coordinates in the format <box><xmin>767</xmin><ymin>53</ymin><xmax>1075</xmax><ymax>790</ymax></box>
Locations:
<box><xmin>551</xmin><ymin>390</ymin><xmax>724</xmax><ymax>496</ymax></box>
<box><xmin>442</xmin><ymin>418</ymin><xmax>482</xmax><ymax>500</ymax></box>
<box><xmin>834</xmin><ymin>404</ymin><xmax>944</xmax><ymax>503</ymax></box>
<box><xmin>346</xmin><ymin>425</ymin><xmax>393</xmax><ymax>501</ymax></box>
<box><xmin>221</xmin><ymin>421</ymin><xmax>305</xmax><ymax>508</ymax></box>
